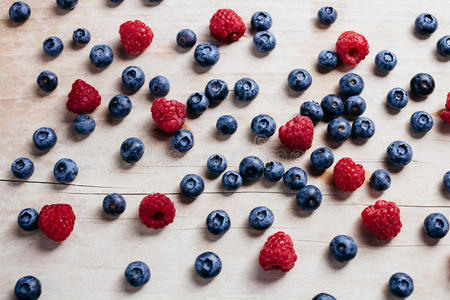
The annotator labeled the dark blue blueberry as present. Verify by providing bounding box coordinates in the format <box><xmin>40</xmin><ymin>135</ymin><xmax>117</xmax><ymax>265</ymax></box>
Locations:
<box><xmin>437</xmin><ymin>35</ymin><xmax>450</xmax><ymax>57</ymax></box>
<box><xmin>9</xmin><ymin>2</ymin><xmax>31</xmax><ymax>23</ymax></box>
<box><xmin>321</xmin><ymin>94</ymin><xmax>344</xmax><ymax>119</ymax></box>
<box><xmin>251</xmin><ymin>11</ymin><xmax>272</xmax><ymax>30</ymax></box>
<box><xmin>194</xmin><ymin>252</ymin><xmax>222</xmax><ymax>279</ymax></box>
<box><xmin>149</xmin><ymin>75</ymin><xmax>170</xmax><ymax>97</ymax></box>
<box><xmin>37</xmin><ymin>70</ymin><xmax>58</xmax><ymax>92</ymax></box>
<box><xmin>102</xmin><ymin>193</ymin><xmax>126</xmax><ymax>217</ymax></box>
<box><xmin>313</xmin><ymin>293</ymin><xmax>336</xmax><ymax>300</ymax></box>
<box><xmin>444</xmin><ymin>171</ymin><xmax>450</xmax><ymax>192</ymax></box>
<box><xmin>410</xmin><ymin>111</ymin><xmax>433</xmax><ymax>133</ymax></box>
<box><xmin>300</xmin><ymin>101</ymin><xmax>324</xmax><ymax>123</ymax></box>
<box><xmin>120</xmin><ymin>137</ymin><xmax>145</xmax><ymax>163</ymax></box>
<box><xmin>207</xmin><ymin>154</ymin><xmax>227</xmax><ymax>174</ymax></box>
<box><xmin>194</xmin><ymin>43</ymin><xmax>220</xmax><ymax>67</ymax></box>
<box><xmin>18</xmin><ymin>208</ymin><xmax>38</xmax><ymax>231</ymax></box>
<box><xmin>180</xmin><ymin>174</ymin><xmax>204</xmax><ymax>198</ymax></box>
<box><xmin>248</xmin><ymin>206</ymin><xmax>274</xmax><ymax>230</ymax></box>
<box><xmin>72</xmin><ymin>28</ymin><xmax>91</xmax><ymax>44</ymax></box>
<box><xmin>329</xmin><ymin>235</ymin><xmax>357</xmax><ymax>263</ymax></box>
<box><xmin>74</xmin><ymin>113</ymin><xmax>96</xmax><ymax>135</ymax></box>
<box><xmin>56</xmin><ymin>0</ymin><xmax>78</xmax><ymax>10</ymax></box>
<box><xmin>239</xmin><ymin>156</ymin><xmax>264</xmax><ymax>181</ymax></box>
<box><xmin>253</xmin><ymin>31</ymin><xmax>276</xmax><ymax>54</ymax></box>
<box><xmin>33</xmin><ymin>127</ymin><xmax>57</xmax><ymax>151</ymax></box>
<box><xmin>387</xmin><ymin>141</ymin><xmax>413</xmax><ymax>167</ymax></box>
<box><xmin>176</xmin><ymin>29</ymin><xmax>197</xmax><ymax>49</ymax></box>
<box><xmin>11</xmin><ymin>158</ymin><xmax>34</xmax><ymax>179</ymax></box>
<box><xmin>14</xmin><ymin>275</ymin><xmax>41</xmax><ymax>300</ymax></box>
<box><xmin>344</xmin><ymin>96</ymin><xmax>366</xmax><ymax>116</ymax></box>
<box><xmin>389</xmin><ymin>272</ymin><xmax>414</xmax><ymax>298</ymax></box>
<box><xmin>296</xmin><ymin>185</ymin><xmax>322</xmax><ymax>211</ymax></box>
<box><xmin>234</xmin><ymin>78</ymin><xmax>259</xmax><ymax>101</ymax></box>
<box><xmin>288</xmin><ymin>69</ymin><xmax>312</xmax><ymax>92</ymax></box>
<box><xmin>310</xmin><ymin>147</ymin><xmax>334</xmax><ymax>171</ymax></box>
<box><xmin>318</xmin><ymin>50</ymin><xmax>338</xmax><ymax>70</ymax></box>
<box><xmin>171</xmin><ymin>129</ymin><xmax>194</xmax><ymax>153</ymax></box>
<box><xmin>109</xmin><ymin>95</ymin><xmax>132</xmax><ymax>119</ymax></box>
<box><xmin>43</xmin><ymin>36</ymin><xmax>63</xmax><ymax>57</ymax></box>
<box><xmin>251</xmin><ymin>114</ymin><xmax>276</xmax><ymax>138</ymax></box>
<box><xmin>89</xmin><ymin>44</ymin><xmax>113</xmax><ymax>68</ymax></box>
<box><xmin>264</xmin><ymin>161</ymin><xmax>284</xmax><ymax>182</ymax></box>
<box><xmin>352</xmin><ymin>116</ymin><xmax>375</xmax><ymax>139</ymax></box>
<box><xmin>317</xmin><ymin>6</ymin><xmax>337</xmax><ymax>25</ymax></box>
<box><xmin>415</xmin><ymin>13</ymin><xmax>438</xmax><ymax>35</ymax></box>
<box><xmin>370</xmin><ymin>169</ymin><xmax>391</xmax><ymax>191</ymax></box>
<box><xmin>375</xmin><ymin>50</ymin><xmax>397</xmax><ymax>72</ymax></box>
<box><xmin>424</xmin><ymin>213</ymin><xmax>449</xmax><ymax>239</ymax></box>
<box><xmin>327</xmin><ymin>117</ymin><xmax>351</xmax><ymax>143</ymax></box>
<box><xmin>205</xmin><ymin>79</ymin><xmax>229</xmax><ymax>103</ymax></box>
<box><xmin>53</xmin><ymin>158</ymin><xmax>78</xmax><ymax>183</ymax></box>
<box><xmin>122</xmin><ymin>66</ymin><xmax>145</xmax><ymax>92</ymax></box>
<box><xmin>387</xmin><ymin>88</ymin><xmax>408</xmax><ymax>110</ymax></box>
<box><xmin>283</xmin><ymin>167</ymin><xmax>307</xmax><ymax>190</ymax></box>
<box><xmin>410</xmin><ymin>73</ymin><xmax>435</xmax><ymax>97</ymax></box>
<box><xmin>221</xmin><ymin>171</ymin><xmax>243</xmax><ymax>191</ymax></box>
<box><xmin>216</xmin><ymin>115</ymin><xmax>238</xmax><ymax>136</ymax></box>
<box><xmin>124</xmin><ymin>261</ymin><xmax>150</xmax><ymax>287</ymax></box>
<box><xmin>187</xmin><ymin>92</ymin><xmax>209</xmax><ymax>115</ymax></box>
<box><xmin>339</xmin><ymin>73</ymin><xmax>364</xmax><ymax>96</ymax></box>
<box><xmin>206</xmin><ymin>210</ymin><xmax>230</xmax><ymax>235</ymax></box>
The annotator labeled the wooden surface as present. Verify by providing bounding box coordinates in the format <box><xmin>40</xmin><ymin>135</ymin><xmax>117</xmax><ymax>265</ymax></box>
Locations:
<box><xmin>0</xmin><ymin>0</ymin><xmax>449</xmax><ymax>299</ymax></box>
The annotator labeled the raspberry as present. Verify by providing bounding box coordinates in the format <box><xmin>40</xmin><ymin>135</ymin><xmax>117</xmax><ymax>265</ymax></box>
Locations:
<box><xmin>139</xmin><ymin>193</ymin><xmax>176</xmax><ymax>229</ymax></box>
<box><xmin>336</xmin><ymin>31</ymin><xmax>370</xmax><ymax>66</ymax></box>
<box><xmin>278</xmin><ymin>116</ymin><xmax>314</xmax><ymax>152</ymax></box>
<box><xmin>151</xmin><ymin>98</ymin><xmax>186</xmax><ymax>133</ymax></box>
<box><xmin>38</xmin><ymin>204</ymin><xmax>76</xmax><ymax>242</ymax></box>
<box><xmin>66</xmin><ymin>79</ymin><xmax>101</xmax><ymax>114</ymax></box>
<box><xmin>119</xmin><ymin>20</ymin><xmax>154</xmax><ymax>55</ymax></box>
<box><xmin>440</xmin><ymin>110</ymin><xmax>450</xmax><ymax>123</ymax></box>
<box><xmin>209</xmin><ymin>9</ymin><xmax>246</xmax><ymax>42</ymax></box>
<box><xmin>259</xmin><ymin>231</ymin><xmax>297</xmax><ymax>272</ymax></box>
<box><xmin>446</xmin><ymin>92</ymin><xmax>450</xmax><ymax>110</ymax></box>
<box><xmin>361</xmin><ymin>200</ymin><xmax>402</xmax><ymax>240</ymax></box>
<box><xmin>333</xmin><ymin>157</ymin><xmax>365</xmax><ymax>192</ymax></box>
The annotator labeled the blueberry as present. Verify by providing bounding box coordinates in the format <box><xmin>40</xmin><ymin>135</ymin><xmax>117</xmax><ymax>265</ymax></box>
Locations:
<box><xmin>33</xmin><ymin>127</ymin><xmax>57</xmax><ymax>151</ymax></box>
<box><xmin>239</xmin><ymin>156</ymin><xmax>264</xmax><ymax>181</ymax></box>
<box><xmin>109</xmin><ymin>95</ymin><xmax>132</xmax><ymax>119</ymax></box>
<box><xmin>89</xmin><ymin>44</ymin><xmax>114</xmax><ymax>68</ymax></box>
<box><xmin>187</xmin><ymin>92</ymin><xmax>209</xmax><ymax>115</ymax></box>
<box><xmin>124</xmin><ymin>261</ymin><xmax>150</xmax><ymax>287</ymax></box>
<box><xmin>310</xmin><ymin>147</ymin><xmax>334</xmax><ymax>171</ymax></box>
<box><xmin>296</xmin><ymin>185</ymin><xmax>322</xmax><ymax>211</ymax></box>
<box><xmin>339</xmin><ymin>73</ymin><xmax>364</xmax><ymax>96</ymax></box>
<box><xmin>317</xmin><ymin>6</ymin><xmax>337</xmax><ymax>25</ymax></box>
<box><xmin>216</xmin><ymin>115</ymin><xmax>238</xmax><ymax>136</ymax></box>
<box><xmin>14</xmin><ymin>275</ymin><xmax>41</xmax><ymax>300</ymax></box>
<box><xmin>253</xmin><ymin>31</ymin><xmax>276</xmax><ymax>54</ymax></box>
<box><xmin>56</xmin><ymin>0</ymin><xmax>78</xmax><ymax>10</ymax></box>
<box><xmin>176</xmin><ymin>29</ymin><xmax>197</xmax><ymax>49</ymax></box>
<box><xmin>194</xmin><ymin>252</ymin><xmax>222</xmax><ymax>279</ymax></box>
<box><xmin>53</xmin><ymin>158</ymin><xmax>78</xmax><ymax>183</ymax></box>
<box><xmin>352</xmin><ymin>116</ymin><xmax>375</xmax><ymax>139</ymax></box>
<box><xmin>415</xmin><ymin>13</ymin><xmax>438</xmax><ymax>35</ymax></box>
<box><xmin>9</xmin><ymin>2</ymin><xmax>31</xmax><ymax>23</ymax></box>
<box><xmin>43</xmin><ymin>36</ymin><xmax>63</xmax><ymax>57</ymax></box>
<box><xmin>436</xmin><ymin>35</ymin><xmax>450</xmax><ymax>57</ymax></box>
<box><xmin>149</xmin><ymin>75</ymin><xmax>170</xmax><ymax>97</ymax></box>
<box><xmin>194</xmin><ymin>43</ymin><xmax>220</xmax><ymax>67</ymax></box>
<box><xmin>387</xmin><ymin>88</ymin><xmax>408</xmax><ymax>110</ymax></box>
<box><xmin>283</xmin><ymin>167</ymin><xmax>307</xmax><ymax>190</ymax></box>
<box><xmin>313</xmin><ymin>293</ymin><xmax>336</xmax><ymax>300</ymax></box>
<box><xmin>321</xmin><ymin>94</ymin><xmax>344</xmax><ymax>119</ymax></box>
<box><xmin>251</xmin><ymin>114</ymin><xmax>276</xmax><ymax>138</ymax></box>
<box><xmin>387</xmin><ymin>141</ymin><xmax>413</xmax><ymax>167</ymax></box>
<box><xmin>389</xmin><ymin>272</ymin><xmax>414</xmax><ymax>298</ymax></box>
<box><xmin>248</xmin><ymin>206</ymin><xmax>274</xmax><ymax>230</ymax></box>
<box><xmin>264</xmin><ymin>161</ymin><xmax>285</xmax><ymax>182</ymax></box>
<box><xmin>102</xmin><ymin>193</ymin><xmax>126</xmax><ymax>216</ymax></box>
<box><xmin>375</xmin><ymin>50</ymin><xmax>397</xmax><ymax>72</ymax></box>
<box><xmin>410</xmin><ymin>73</ymin><xmax>435</xmax><ymax>97</ymax></box>
<box><xmin>444</xmin><ymin>171</ymin><xmax>450</xmax><ymax>192</ymax></box>
<box><xmin>207</xmin><ymin>154</ymin><xmax>227</xmax><ymax>174</ymax></box>
<box><xmin>72</xmin><ymin>28</ymin><xmax>91</xmax><ymax>44</ymax></box>
<box><xmin>370</xmin><ymin>169</ymin><xmax>391</xmax><ymax>191</ymax></box>
<box><xmin>205</xmin><ymin>79</ymin><xmax>229</xmax><ymax>103</ymax></box>
<box><xmin>300</xmin><ymin>101</ymin><xmax>324</xmax><ymax>123</ymax></box>
<box><xmin>109</xmin><ymin>0</ymin><xmax>123</xmax><ymax>3</ymax></box>
<box><xmin>234</xmin><ymin>78</ymin><xmax>259</xmax><ymax>101</ymax></box>
<box><xmin>180</xmin><ymin>174</ymin><xmax>205</xmax><ymax>198</ymax></box>
<box><xmin>327</xmin><ymin>117</ymin><xmax>351</xmax><ymax>143</ymax></box>
<box><xmin>122</xmin><ymin>66</ymin><xmax>145</xmax><ymax>92</ymax></box>
<box><xmin>206</xmin><ymin>210</ymin><xmax>230</xmax><ymax>235</ymax></box>
<box><xmin>120</xmin><ymin>137</ymin><xmax>145</xmax><ymax>163</ymax></box>
<box><xmin>221</xmin><ymin>171</ymin><xmax>243</xmax><ymax>191</ymax></box>
<box><xmin>74</xmin><ymin>113</ymin><xmax>96</xmax><ymax>135</ymax></box>
<box><xmin>37</xmin><ymin>70</ymin><xmax>58</xmax><ymax>92</ymax></box>
<box><xmin>424</xmin><ymin>213</ymin><xmax>449</xmax><ymax>239</ymax></box>
<box><xmin>410</xmin><ymin>111</ymin><xmax>433</xmax><ymax>133</ymax></box>
<box><xmin>344</xmin><ymin>96</ymin><xmax>366</xmax><ymax>116</ymax></box>
<box><xmin>11</xmin><ymin>158</ymin><xmax>34</xmax><ymax>179</ymax></box>
<box><xmin>17</xmin><ymin>208</ymin><xmax>38</xmax><ymax>231</ymax></box>
<box><xmin>288</xmin><ymin>69</ymin><xmax>312</xmax><ymax>92</ymax></box>
<box><xmin>251</xmin><ymin>11</ymin><xmax>272</xmax><ymax>30</ymax></box>
<box><xmin>318</xmin><ymin>50</ymin><xmax>338</xmax><ymax>70</ymax></box>
<box><xmin>329</xmin><ymin>235</ymin><xmax>357</xmax><ymax>262</ymax></box>
<box><xmin>171</xmin><ymin>129</ymin><xmax>194</xmax><ymax>153</ymax></box>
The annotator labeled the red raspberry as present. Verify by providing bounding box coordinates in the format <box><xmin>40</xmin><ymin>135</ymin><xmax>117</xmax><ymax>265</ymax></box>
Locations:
<box><xmin>259</xmin><ymin>231</ymin><xmax>297</xmax><ymax>272</ymax></box>
<box><xmin>336</xmin><ymin>31</ymin><xmax>370</xmax><ymax>66</ymax></box>
<box><xmin>445</xmin><ymin>92</ymin><xmax>450</xmax><ymax>110</ymax></box>
<box><xmin>209</xmin><ymin>9</ymin><xmax>246</xmax><ymax>42</ymax></box>
<box><xmin>361</xmin><ymin>200</ymin><xmax>402</xmax><ymax>240</ymax></box>
<box><xmin>151</xmin><ymin>98</ymin><xmax>186</xmax><ymax>133</ymax></box>
<box><xmin>333</xmin><ymin>157</ymin><xmax>365</xmax><ymax>192</ymax></box>
<box><xmin>278</xmin><ymin>116</ymin><xmax>314</xmax><ymax>152</ymax></box>
<box><xmin>66</xmin><ymin>79</ymin><xmax>101</xmax><ymax>114</ymax></box>
<box><xmin>139</xmin><ymin>193</ymin><xmax>176</xmax><ymax>229</ymax></box>
<box><xmin>119</xmin><ymin>20</ymin><xmax>154</xmax><ymax>55</ymax></box>
<box><xmin>441</xmin><ymin>110</ymin><xmax>450</xmax><ymax>123</ymax></box>
<box><xmin>38</xmin><ymin>204</ymin><xmax>76</xmax><ymax>242</ymax></box>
